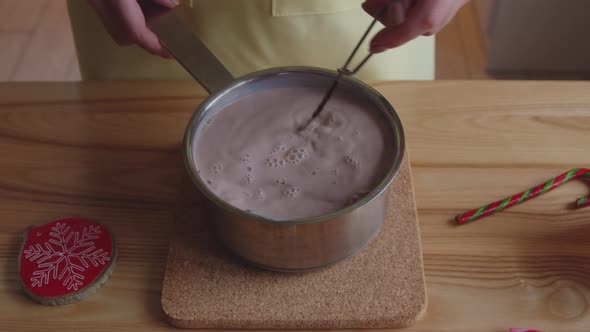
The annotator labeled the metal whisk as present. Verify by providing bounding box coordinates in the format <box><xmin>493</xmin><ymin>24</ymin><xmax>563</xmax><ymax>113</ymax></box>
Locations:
<box><xmin>299</xmin><ymin>3</ymin><xmax>398</xmax><ymax>131</ymax></box>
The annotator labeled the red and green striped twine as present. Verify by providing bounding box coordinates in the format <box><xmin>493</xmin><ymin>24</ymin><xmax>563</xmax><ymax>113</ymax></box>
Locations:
<box><xmin>456</xmin><ymin>168</ymin><xmax>590</xmax><ymax>225</ymax></box>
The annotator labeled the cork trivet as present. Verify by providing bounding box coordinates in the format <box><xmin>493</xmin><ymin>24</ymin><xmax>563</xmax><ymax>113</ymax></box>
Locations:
<box><xmin>161</xmin><ymin>155</ymin><xmax>426</xmax><ymax>329</ymax></box>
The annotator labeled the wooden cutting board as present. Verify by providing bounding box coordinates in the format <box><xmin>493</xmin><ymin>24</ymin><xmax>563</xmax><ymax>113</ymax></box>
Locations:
<box><xmin>161</xmin><ymin>154</ymin><xmax>426</xmax><ymax>329</ymax></box>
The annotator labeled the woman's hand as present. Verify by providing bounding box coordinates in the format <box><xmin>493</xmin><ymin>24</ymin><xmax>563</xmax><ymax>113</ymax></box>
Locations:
<box><xmin>87</xmin><ymin>0</ymin><xmax>179</xmax><ymax>58</ymax></box>
<box><xmin>363</xmin><ymin>0</ymin><xmax>470</xmax><ymax>53</ymax></box>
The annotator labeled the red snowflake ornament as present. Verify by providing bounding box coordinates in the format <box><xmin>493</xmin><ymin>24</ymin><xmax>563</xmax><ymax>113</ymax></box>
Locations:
<box><xmin>19</xmin><ymin>218</ymin><xmax>116</xmax><ymax>305</ymax></box>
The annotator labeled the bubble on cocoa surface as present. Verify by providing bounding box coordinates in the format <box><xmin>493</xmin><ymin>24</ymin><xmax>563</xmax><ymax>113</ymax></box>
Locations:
<box><xmin>285</xmin><ymin>147</ymin><xmax>308</xmax><ymax>165</ymax></box>
<box><xmin>240</xmin><ymin>154</ymin><xmax>252</xmax><ymax>164</ymax></box>
<box><xmin>265</xmin><ymin>157</ymin><xmax>287</xmax><ymax>168</ymax></box>
<box><xmin>272</xmin><ymin>143</ymin><xmax>288</xmax><ymax>154</ymax></box>
<box><xmin>311</xmin><ymin>170</ymin><xmax>318</xmax><ymax>176</ymax></box>
<box><xmin>209</xmin><ymin>162</ymin><xmax>223</xmax><ymax>174</ymax></box>
<box><xmin>323</xmin><ymin>112</ymin><xmax>341</xmax><ymax>127</ymax></box>
<box><xmin>282</xmin><ymin>186</ymin><xmax>301</xmax><ymax>198</ymax></box>
<box><xmin>243</xmin><ymin>173</ymin><xmax>253</xmax><ymax>185</ymax></box>
<box><xmin>247</xmin><ymin>166</ymin><xmax>252</xmax><ymax>172</ymax></box>
<box><xmin>275</xmin><ymin>178</ymin><xmax>287</xmax><ymax>185</ymax></box>
<box><xmin>344</xmin><ymin>155</ymin><xmax>360</xmax><ymax>169</ymax></box>
<box><xmin>256</xmin><ymin>189</ymin><xmax>265</xmax><ymax>200</ymax></box>
<box><xmin>332</xmin><ymin>168</ymin><xmax>339</xmax><ymax>176</ymax></box>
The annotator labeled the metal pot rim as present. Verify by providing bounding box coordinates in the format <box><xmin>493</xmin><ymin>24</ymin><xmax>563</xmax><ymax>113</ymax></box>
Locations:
<box><xmin>182</xmin><ymin>66</ymin><xmax>405</xmax><ymax>225</ymax></box>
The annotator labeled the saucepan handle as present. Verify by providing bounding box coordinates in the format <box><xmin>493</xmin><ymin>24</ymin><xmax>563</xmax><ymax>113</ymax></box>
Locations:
<box><xmin>142</xmin><ymin>1</ymin><xmax>235</xmax><ymax>94</ymax></box>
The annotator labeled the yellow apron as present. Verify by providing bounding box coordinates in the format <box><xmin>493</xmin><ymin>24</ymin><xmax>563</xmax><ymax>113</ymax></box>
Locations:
<box><xmin>67</xmin><ymin>0</ymin><xmax>434</xmax><ymax>82</ymax></box>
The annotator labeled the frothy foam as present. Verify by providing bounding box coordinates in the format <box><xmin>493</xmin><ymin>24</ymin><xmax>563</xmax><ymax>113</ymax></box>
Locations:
<box><xmin>240</xmin><ymin>154</ymin><xmax>252</xmax><ymax>164</ymax></box>
<box><xmin>282</xmin><ymin>186</ymin><xmax>301</xmax><ymax>198</ymax></box>
<box><xmin>344</xmin><ymin>155</ymin><xmax>361</xmax><ymax>169</ymax></box>
<box><xmin>285</xmin><ymin>148</ymin><xmax>308</xmax><ymax>164</ymax></box>
<box><xmin>193</xmin><ymin>87</ymin><xmax>394</xmax><ymax>220</ymax></box>
<box><xmin>209</xmin><ymin>162</ymin><xmax>223</xmax><ymax>175</ymax></box>
<box><xmin>272</xmin><ymin>144</ymin><xmax>288</xmax><ymax>154</ymax></box>
<box><xmin>265</xmin><ymin>157</ymin><xmax>287</xmax><ymax>168</ymax></box>
<box><xmin>243</xmin><ymin>173</ymin><xmax>253</xmax><ymax>185</ymax></box>
<box><xmin>255</xmin><ymin>189</ymin><xmax>265</xmax><ymax>200</ymax></box>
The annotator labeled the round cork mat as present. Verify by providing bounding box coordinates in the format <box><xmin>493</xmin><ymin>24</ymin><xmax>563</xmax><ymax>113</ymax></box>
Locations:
<box><xmin>161</xmin><ymin>155</ymin><xmax>426</xmax><ymax>329</ymax></box>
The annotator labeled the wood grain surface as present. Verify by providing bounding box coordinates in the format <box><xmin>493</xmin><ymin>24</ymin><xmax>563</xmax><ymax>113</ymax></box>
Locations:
<box><xmin>1</xmin><ymin>80</ymin><xmax>590</xmax><ymax>331</ymax></box>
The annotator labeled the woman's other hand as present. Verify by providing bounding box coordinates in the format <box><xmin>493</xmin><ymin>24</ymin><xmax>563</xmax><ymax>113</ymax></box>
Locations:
<box><xmin>87</xmin><ymin>0</ymin><xmax>179</xmax><ymax>58</ymax></box>
<box><xmin>363</xmin><ymin>0</ymin><xmax>470</xmax><ymax>53</ymax></box>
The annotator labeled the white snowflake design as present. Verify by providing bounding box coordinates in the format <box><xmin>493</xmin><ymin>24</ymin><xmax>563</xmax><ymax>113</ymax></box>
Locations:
<box><xmin>23</xmin><ymin>222</ymin><xmax>110</xmax><ymax>291</ymax></box>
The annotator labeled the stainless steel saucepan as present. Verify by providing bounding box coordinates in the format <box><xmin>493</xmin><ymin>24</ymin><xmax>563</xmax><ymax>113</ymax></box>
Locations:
<box><xmin>144</xmin><ymin>3</ymin><xmax>406</xmax><ymax>272</ymax></box>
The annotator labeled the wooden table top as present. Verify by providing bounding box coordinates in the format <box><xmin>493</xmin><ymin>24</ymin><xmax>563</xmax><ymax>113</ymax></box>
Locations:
<box><xmin>1</xmin><ymin>80</ymin><xmax>589</xmax><ymax>332</ymax></box>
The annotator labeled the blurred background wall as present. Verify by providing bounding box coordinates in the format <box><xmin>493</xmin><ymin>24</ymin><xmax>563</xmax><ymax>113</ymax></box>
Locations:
<box><xmin>485</xmin><ymin>0</ymin><xmax>590</xmax><ymax>78</ymax></box>
<box><xmin>0</xmin><ymin>0</ymin><xmax>588</xmax><ymax>81</ymax></box>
